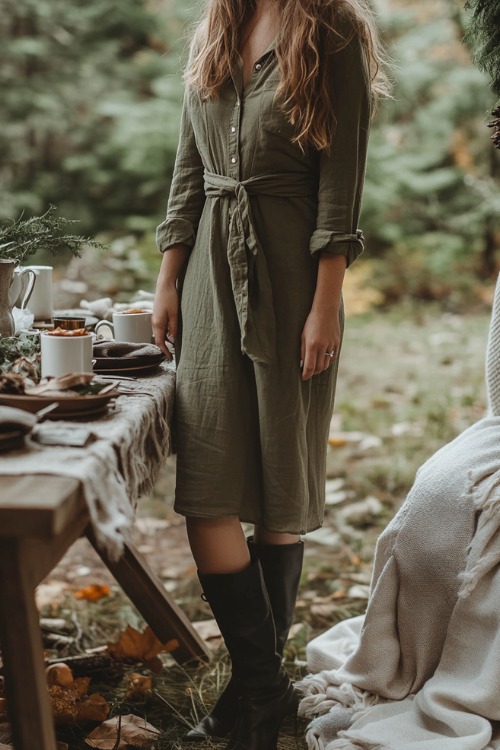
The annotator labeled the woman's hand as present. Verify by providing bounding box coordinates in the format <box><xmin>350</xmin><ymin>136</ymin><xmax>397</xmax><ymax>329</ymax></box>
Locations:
<box><xmin>300</xmin><ymin>253</ymin><xmax>346</xmax><ymax>381</ymax></box>
<box><xmin>152</xmin><ymin>244</ymin><xmax>190</xmax><ymax>359</ymax></box>
<box><xmin>300</xmin><ymin>306</ymin><xmax>341</xmax><ymax>380</ymax></box>
<box><xmin>152</xmin><ymin>281</ymin><xmax>179</xmax><ymax>360</ymax></box>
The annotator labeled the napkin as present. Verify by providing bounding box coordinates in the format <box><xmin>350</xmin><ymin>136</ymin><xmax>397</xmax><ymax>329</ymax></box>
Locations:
<box><xmin>12</xmin><ymin>306</ymin><xmax>35</xmax><ymax>334</ymax></box>
<box><xmin>93</xmin><ymin>341</ymin><xmax>164</xmax><ymax>360</ymax></box>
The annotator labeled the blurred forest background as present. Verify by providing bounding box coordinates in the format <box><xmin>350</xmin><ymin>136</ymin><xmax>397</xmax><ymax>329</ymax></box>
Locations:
<box><xmin>0</xmin><ymin>0</ymin><xmax>499</xmax><ymax>306</ymax></box>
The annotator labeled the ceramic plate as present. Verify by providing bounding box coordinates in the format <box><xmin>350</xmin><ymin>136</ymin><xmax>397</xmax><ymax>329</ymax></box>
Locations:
<box><xmin>0</xmin><ymin>390</ymin><xmax>120</xmax><ymax>419</ymax></box>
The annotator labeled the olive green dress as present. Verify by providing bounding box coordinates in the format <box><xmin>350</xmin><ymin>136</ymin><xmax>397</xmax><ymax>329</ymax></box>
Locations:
<box><xmin>156</xmin><ymin>30</ymin><xmax>371</xmax><ymax>534</ymax></box>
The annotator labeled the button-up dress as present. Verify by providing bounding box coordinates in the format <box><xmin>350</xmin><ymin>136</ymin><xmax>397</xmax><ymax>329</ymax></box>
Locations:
<box><xmin>156</xmin><ymin>32</ymin><xmax>371</xmax><ymax>534</ymax></box>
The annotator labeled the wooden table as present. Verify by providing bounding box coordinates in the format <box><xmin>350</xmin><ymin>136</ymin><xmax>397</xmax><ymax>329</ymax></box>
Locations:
<box><xmin>0</xmin><ymin>472</ymin><xmax>210</xmax><ymax>749</ymax></box>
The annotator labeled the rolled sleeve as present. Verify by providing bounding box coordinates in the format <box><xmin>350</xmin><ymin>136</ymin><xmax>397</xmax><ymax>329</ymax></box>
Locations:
<box><xmin>310</xmin><ymin>25</ymin><xmax>371</xmax><ymax>267</ymax></box>
<box><xmin>156</xmin><ymin>91</ymin><xmax>206</xmax><ymax>253</ymax></box>
<box><xmin>309</xmin><ymin>228</ymin><xmax>365</xmax><ymax>267</ymax></box>
<box><xmin>156</xmin><ymin>216</ymin><xmax>197</xmax><ymax>252</ymax></box>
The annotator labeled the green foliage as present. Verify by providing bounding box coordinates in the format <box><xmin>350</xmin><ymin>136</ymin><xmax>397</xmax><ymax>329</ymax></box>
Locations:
<box><xmin>361</xmin><ymin>0</ymin><xmax>500</xmax><ymax>295</ymax></box>
<box><xmin>464</xmin><ymin>0</ymin><xmax>500</xmax><ymax>94</ymax></box>
<box><xmin>0</xmin><ymin>206</ymin><xmax>105</xmax><ymax>263</ymax></box>
<box><xmin>0</xmin><ymin>0</ymin><xmax>190</xmax><ymax>232</ymax></box>
<box><xmin>0</xmin><ymin>333</ymin><xmax>40</xmax><ymax>370</ymax></box>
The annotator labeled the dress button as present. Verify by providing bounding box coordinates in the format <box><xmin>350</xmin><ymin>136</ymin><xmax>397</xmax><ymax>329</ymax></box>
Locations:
<box><xmin>230</xmin><ymin>126</ymin><xmax>236</xmax><ymax>133</ymax></box>
<box><xmin>231</xmin><ymin>156</ymin><xmax>237</xmax><ymax>164</ymax></box>
<box><xmin>255</xmin><ymin>63</ymin><xmax>262</xmax><ymax>71</ymax></box>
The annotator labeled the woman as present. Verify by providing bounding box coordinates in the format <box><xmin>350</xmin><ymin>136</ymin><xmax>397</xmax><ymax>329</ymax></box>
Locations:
<box><xmin>152</xmin><ymin>1</ymin><xmax>386</xmax><ymax>748</ymax></box>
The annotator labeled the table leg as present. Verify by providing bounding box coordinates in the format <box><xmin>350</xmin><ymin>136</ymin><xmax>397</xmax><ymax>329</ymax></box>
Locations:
<box><xmin>0</xmin><ymin>539</ymin><xmax>57</xmax><ymax>750</ymax></box>
<box><xmin>86</xmin><ymin>528</ymin><xmax>210</xmax><ymax>665</ymax></box>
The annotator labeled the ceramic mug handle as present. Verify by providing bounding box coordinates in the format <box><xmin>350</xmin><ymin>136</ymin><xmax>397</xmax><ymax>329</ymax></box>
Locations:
<box><xmin>17</xmin><ymin>269</ymin><xmax>37</xmax><ymax>309</ymax></box>
<box><xmin>94</xmin><ymin>320</ymin><xmax>114</xmax><ymax>338</ymax></box>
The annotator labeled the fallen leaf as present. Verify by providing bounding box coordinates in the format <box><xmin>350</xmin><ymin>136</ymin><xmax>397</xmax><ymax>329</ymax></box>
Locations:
<box><xmin>134</xmin><ymin>518</ymin><xmax>170</xmax><ymax>533</ymax></box>
<box><xmin>332</xmin><ymin>589</ymin><xmax>348</xmax><ymax>600</ymax></box>
<box><xmin>46</xmin><ymin>663</ymin><xmax>74</xmax><ymax>687</ymax></box>
<box><xmin>324</xmin><ymin>489</ymin><xmax>350</xmax><ymax>506</ymax></box>
<box><xmin>74</xmin><ymin>585</ymin><xmax>111</xmax><ymax>602</ymax></box>
<box><xmin>85</xmin><ymin>713</ymin><xmax>160</xmax><ymax>749</ymax></box>
<box><xmin>107</xmin><ymin>626</ymin><xmax>178</xmax><ymax>672</ymax></box>
<box><xmin>48</xmin><ymin>684</ymin><xmax>78</xmax><ymax>724</ymax></box>
<box><xmin>305</xmin><ymin>527</ymin><xmax>341</xmax><ymax>547</ymax></box>
<box><xmin>347</xmin><ymin>584</ymin><xmax>370</xmax><ymax>599</ymax></box>
<box><xmin>49</xmin><ymin>676</ymin><xmax>92</xmax><ymax>724</ymax></box>
<box><xmin>76</xmin><ymin>694</ymin><xmax>110</xmax><ymax>723</ymax></box>
<box><xmin>338</xmin><ymin>496</ymin><xmax>383</xmax><ymax>524</ymax></box>
<box><xmin>287</xmin><ymin>623</ymin><xmax>304</xmax><ymax>639</ymax></box>
<box><xmin>124</xmin><ymin>673</ymin><xmax>153</xmax><ymax>702</ymax></box>
<box><xmin>35</xmin><ymin>580</ymin><xmax>69</xmax><ymax>609</ymax></box>
<box><xmin>73</xmin><ymin>677</ymin><xmax>92</xmax><ymax>699</ymax></box>
<box><xmin>311</xmin><ymin>603</ymin><xmax>339</xmax><ymax>618</ymax></box>
<box><xmin>328</xmin><ymin>436</ymin><xmax>348</xmax><ymax>447</ymax></box>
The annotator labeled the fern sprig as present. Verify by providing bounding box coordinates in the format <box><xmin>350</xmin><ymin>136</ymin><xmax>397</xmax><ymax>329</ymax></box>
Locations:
<box><xmin>0</xmin><ymin>206</ymin><xmax>106</xmax><ymax>264</ymax></box>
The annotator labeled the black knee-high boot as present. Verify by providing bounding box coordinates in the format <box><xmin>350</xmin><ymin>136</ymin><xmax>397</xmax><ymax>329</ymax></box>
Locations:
<box><xmin>195</xmin><ymin>560</ymin><xmax>297</xmax><ymax>750</ymax></box>
<box><xmin>249</xmin><ymin>537</ymin><xmax>305</xmax><ymax>657</ymax></box>
<box><xmin>186</xmin><ymin>539</ymin><xmax>304</xmax><ymax>741</ymax></box>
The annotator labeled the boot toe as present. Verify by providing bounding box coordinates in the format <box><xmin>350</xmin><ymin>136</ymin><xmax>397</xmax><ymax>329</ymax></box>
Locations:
<box><xmin>185</xmin><ymin>713</ymin><xmax>233</xmax><ymax>740</ymax></box>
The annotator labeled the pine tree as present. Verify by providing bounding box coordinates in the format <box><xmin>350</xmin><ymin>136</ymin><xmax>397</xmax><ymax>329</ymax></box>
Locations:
<box><xmin>465</xmin><ymin>0</ymin><xmax>500</xmax><ymax>95</ymax></box>
<box><xmin>464</xmin><ymin>0</ymin><xmax>500</xmax><ymax>148</ymax></box>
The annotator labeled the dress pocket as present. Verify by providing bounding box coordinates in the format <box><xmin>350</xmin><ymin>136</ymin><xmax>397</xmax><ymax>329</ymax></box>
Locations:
<box><xmin>259</xmin><ymin>88</ymin><xmax>296</xmax><ymax>139</ymax></box>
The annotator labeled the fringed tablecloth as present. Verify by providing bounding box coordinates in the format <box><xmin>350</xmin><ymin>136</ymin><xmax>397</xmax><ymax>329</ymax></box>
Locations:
<box><xmin>0</xmin><ymin>363</ymin><xmax>175</xmax><ymax>560</ymax></box>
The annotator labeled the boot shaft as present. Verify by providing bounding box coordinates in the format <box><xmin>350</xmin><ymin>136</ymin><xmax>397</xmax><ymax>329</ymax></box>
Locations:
<box><xmin>198</xmin><ymin>560</ymin><xmax>284</xmax><ymax>693</ymax></box>
<box><xmin>247</xmin><ymin>537</ymin><xmax>304</xmax><ymax>656</ymax></box>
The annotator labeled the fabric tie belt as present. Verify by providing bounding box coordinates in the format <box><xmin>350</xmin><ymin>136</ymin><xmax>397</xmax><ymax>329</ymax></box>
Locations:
<box><xmin>204</xmin><ymin>169</ymin><xmax>316</xmax><ymax>365</ymax></box>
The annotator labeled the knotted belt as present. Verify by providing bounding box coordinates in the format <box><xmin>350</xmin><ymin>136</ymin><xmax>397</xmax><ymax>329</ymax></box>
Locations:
<box><xmin>204</xmin><ymin>169</ymin><xmax>316</xmax><ymax>365</ymax></box>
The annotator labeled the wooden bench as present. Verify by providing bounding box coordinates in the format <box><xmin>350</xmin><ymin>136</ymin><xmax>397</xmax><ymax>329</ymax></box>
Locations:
<box><xmin>0</xmin><ymin>474</ymin><xmax>210</xmax><ymax>750</ymax></box>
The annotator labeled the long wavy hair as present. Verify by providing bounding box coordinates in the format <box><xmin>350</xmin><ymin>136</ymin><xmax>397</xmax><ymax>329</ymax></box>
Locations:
<box><xmin>184</xmin><ymin>0</ymin><xmax>390</xmax><ymax>152</ymax></box>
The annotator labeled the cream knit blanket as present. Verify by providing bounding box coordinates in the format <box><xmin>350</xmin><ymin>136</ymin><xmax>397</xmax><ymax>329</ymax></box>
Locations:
<box><xmin>298</xmin><ymin>275</ymin><xmax>500</xmax><ymax>750</ymax></box>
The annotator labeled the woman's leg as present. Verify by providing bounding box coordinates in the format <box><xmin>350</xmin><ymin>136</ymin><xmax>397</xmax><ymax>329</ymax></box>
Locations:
<box><xmin>253</xmin><ymin>528</ymin><xmax>300</xmax><ymax>545</ymax></box>
<box><xmin>186</xmin><ymin>516</ymin><xmax>250</xmax><ymax>574</ymax></box>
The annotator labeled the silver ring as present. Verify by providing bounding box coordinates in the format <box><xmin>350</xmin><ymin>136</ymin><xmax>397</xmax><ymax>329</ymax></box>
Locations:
<box><xmin>325</xmin><ymin>351</ymin><xmax>335</xmax><ymax>358</ymax></box>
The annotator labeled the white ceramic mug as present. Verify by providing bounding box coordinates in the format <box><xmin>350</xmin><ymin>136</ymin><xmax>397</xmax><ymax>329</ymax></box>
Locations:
<box><xmin>24</xmin><ymin>265</ymin><xmax>53</xmax><ymax>321</ymax></box>
<box><xmin>40</xmin><ymin>331</ymin><xmax>94</xmax><ymax>378</ymax></box>
<box><xmin>9</xmin><ymin>267</ymin><xmax>37</xmax><ymax>309</ymax></box>
<box><xmin>94</xmin><ymin>310</ymin><xmax>153</xmax><ymax>343</ymax></box>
